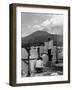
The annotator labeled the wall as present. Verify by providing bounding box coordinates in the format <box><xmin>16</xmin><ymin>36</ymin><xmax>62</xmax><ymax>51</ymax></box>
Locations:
<box><xmin>0</xmin><ymin>0</ymin><xmax>72</xmax><ymax>90</ymax></box>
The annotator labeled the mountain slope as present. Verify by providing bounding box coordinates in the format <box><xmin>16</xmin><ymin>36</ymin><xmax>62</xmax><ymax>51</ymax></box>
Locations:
<box><xmin>22</xmin><ymin>30</ymin><xmax>63</xmax><ymax>47</ymax></box>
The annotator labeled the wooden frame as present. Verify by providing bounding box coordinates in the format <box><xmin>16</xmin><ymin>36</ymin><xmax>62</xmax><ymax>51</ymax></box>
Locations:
<box><xmin>9</xmin><ymin>3</ymin><xmax>70</xmax><ymax>86</ymax></box>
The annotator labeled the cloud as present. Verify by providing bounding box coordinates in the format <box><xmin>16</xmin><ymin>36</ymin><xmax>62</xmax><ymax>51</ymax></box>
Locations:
<box><xmin>29</xmin><ymin>15</ymin><xmax>63</xmax><ymax>35</ymax></box>
<box><xmin>32</xmin><ymin>24</ymin><xmax>44</xmax><ymax>30</ymax></box>
<box><xmin>41</xmin><ymin>20</ymin><xmax>51</xmax><ymax>27</ymax></box>
<box><xmin>41</xmin><ymin>15</ymin><xmax>63</xmax><ymax>27</ymax></box>
<box><xmin>50</xmin><ymin>15</ymin><xmax>63</xmax><ymax>26</ymax></box>
<box><xmin>40</xmin><ymin>15</ymin><xmax>63</xmax><ymax>34</ymax></box>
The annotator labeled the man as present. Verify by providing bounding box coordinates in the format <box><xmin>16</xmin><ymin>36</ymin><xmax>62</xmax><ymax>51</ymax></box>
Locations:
<box><xmin>35</xmin><ymin>57</ymin><xmax>43</xmax><ymax>73</ymax></box>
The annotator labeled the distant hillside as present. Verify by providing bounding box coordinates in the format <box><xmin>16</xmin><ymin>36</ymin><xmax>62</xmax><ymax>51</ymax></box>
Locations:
<box><xmin>22</xmin><ymin>30</ymin><xmax>63</xmax><ymax>47</ymax></box>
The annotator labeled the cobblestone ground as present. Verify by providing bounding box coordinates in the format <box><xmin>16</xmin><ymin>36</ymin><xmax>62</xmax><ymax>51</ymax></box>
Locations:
<box><xmin>21</xmin><ymin>63</ymin><xmax>63</xmax><ymax>77</ymax></box>
<box><xmin>30</xmin><ymin>66</ymin><xmax>63</xmax><ymax>77</ymax></box>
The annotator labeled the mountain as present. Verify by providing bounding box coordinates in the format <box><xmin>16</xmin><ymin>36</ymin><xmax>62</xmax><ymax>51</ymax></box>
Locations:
<box><xmin>22</xmin><ymin>30</ymin><xmax>63</xmax><ymax>47</ymax></box>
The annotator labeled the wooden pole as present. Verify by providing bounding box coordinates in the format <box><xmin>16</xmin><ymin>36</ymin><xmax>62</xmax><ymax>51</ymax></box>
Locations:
<box><xmin>55</xmin><ymin>42</ymin><xmax>58</xmax><ymax>63</ymax></box>
<box><xmin>26</xmin><ymin>47</ymin><xmax>31</xmax><ymax>77</ymax></box>
<box><xmin>37</xmin><ymin>46</ymin><xmax>40</xmax><ymax>58</ymax></box>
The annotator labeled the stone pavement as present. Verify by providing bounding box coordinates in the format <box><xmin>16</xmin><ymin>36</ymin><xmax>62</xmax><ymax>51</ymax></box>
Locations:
<box><xmin>30</xmin><ymin>66</ymin><xmax>63</xmax><ymax>77</ymax></box>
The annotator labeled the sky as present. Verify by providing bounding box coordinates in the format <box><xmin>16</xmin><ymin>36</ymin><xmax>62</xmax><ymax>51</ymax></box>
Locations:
<box><xmin>21</xmin><ymin>12</ymin><xmax>64</xmax><ymax>37</ymax></box>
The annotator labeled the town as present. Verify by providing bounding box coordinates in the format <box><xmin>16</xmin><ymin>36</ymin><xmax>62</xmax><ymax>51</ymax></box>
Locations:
<box><xmin>21</xmin><ymin>37</ymin><xmax>63</xmax><ymax>77</ymax></box>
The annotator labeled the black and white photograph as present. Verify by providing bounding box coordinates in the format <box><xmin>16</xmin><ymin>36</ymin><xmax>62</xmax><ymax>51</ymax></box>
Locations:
<box><xmin>10</xmin><ymin>4</ymin><xmax>70</xmax><ymax>86</ymax></box>
<box><xmin>21</xmin><ymin>13</ymin><xmax>63</xmax><ymax>77</ymax></box>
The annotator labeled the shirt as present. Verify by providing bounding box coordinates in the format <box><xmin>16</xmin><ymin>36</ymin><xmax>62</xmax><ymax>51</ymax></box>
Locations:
<box><xmin>35</xmin><ymin>60</ymin><xmax>43</xmax><ymax>68</ymax></box>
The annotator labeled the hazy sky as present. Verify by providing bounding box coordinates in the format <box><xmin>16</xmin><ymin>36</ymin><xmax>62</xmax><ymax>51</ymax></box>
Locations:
<box><xmin>21</xmin><ymin>12</ymin><xmax>64</xmax><ymax>37</ymax></box>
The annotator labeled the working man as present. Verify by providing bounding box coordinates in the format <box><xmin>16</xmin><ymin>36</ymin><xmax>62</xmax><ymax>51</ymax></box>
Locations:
<box><xmin>35</xmin><ymin>57</ymin><xmax>43</xmax><ymax>73</ymax></box>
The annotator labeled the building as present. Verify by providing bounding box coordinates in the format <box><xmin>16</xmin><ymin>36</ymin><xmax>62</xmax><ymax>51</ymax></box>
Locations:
<box><xmin>21</xmin><ymin>39</ymin><xmax>63</xmax><ymax>76</ymax></box>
